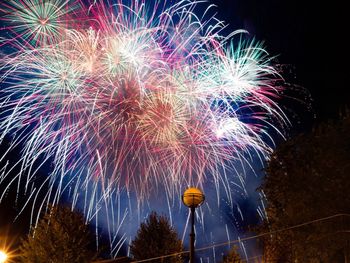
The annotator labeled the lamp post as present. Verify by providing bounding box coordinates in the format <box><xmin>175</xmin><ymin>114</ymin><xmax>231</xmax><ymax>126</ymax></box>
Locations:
<box><xmin>182</xmin><ymin>187</ymin><xmax>205</xmax><ymax>263</ymax></box>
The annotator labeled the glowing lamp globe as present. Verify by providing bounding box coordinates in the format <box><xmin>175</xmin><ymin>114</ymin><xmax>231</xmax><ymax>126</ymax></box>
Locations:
<box><xmin>182</xmin><ymin>187</ymin><xmax>205</xmax><ymax>208</ymax></box>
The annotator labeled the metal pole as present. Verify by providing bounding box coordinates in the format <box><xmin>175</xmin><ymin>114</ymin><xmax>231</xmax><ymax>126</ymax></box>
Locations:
<box><xmin>190</xmin><ymin>207</ymin><xmax>195</xmax><ymax>263</ymax></box>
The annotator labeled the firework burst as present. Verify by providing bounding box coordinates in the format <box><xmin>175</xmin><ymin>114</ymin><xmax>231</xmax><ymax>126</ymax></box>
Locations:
<box><xmin>0</xmin><ymin>0</ymin><xmax>288</xmax><ymax>256</ymax></box>
<box><xmin>0</xmin><ymin>0</ymin><xmax>83</xmax><ymax>47</ymax></box>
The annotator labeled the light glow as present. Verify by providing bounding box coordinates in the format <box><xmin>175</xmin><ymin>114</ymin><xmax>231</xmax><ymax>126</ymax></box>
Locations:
<box><xmin>0</xmin><ymin>251</ymin><xmax>7</xmax><ymax>263</ymax></box>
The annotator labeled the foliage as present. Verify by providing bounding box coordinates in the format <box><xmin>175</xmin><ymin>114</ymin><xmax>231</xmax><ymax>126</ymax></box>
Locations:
<box><xmin>19</xmin><ymin>205</ymin><xmax>96</xmax><ymax>263</ymax></box>
<box><xmin>221</xmin><ymin>245</ymin><xmax>243</xmax><ymax>263</ymax></box>
<box><xmin>257</xmin><ymin>113</ymin><xmax>350</xmax><ymax>262</ymax></box>
<box><xmin>130</xmin><ymin>211</ymin><xmax>183</xmax><ymax>263</ymax></box>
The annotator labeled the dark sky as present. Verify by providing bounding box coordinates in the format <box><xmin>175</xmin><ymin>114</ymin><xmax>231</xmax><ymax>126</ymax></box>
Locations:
<box><xmin>0</xmin><ymin>0</ymin><xmax>348</xmax><ymax>256</ymax></box>
<box><xmin>210</xmin><ymin>0</ymin><xmax>348</xmax><ymax>121</ymax></box>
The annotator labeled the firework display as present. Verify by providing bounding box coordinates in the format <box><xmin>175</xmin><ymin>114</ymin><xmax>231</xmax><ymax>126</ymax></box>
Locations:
<box><xmin>0</xmin><ymin>0</ymin><xmax>287</xmax><ymax>256</ymax></box>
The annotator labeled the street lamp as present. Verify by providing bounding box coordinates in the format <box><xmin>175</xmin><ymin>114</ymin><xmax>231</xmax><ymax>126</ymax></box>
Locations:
<box><xmin>0</xmin><ymin>250</ymin><xmax>7</xmax><ymax>263</ymax></box>
<box><xmin>182</xmin><ymin>187</ymin><xmax>205</xmax><ymax>263</ymax></box>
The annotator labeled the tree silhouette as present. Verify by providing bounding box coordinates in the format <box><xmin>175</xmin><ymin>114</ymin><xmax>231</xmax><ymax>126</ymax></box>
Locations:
<box><xmin>19</xmin><ymin>205</ymin><xmax>96</xmax><ymax>263</ymax></box>
<box><xmin>257</xmin><ymin>112</ymin><xmax>350</xmax><ymax>262</ymax></box>
<box><xmin>221</xmin><ymin>245</ymin><xmax>243</xmax><ymax>263</ymax></box>
<box><xmin>130</xmin><ymin>211</ymin><xmax>183</xmax><ymax>263</ymax></box>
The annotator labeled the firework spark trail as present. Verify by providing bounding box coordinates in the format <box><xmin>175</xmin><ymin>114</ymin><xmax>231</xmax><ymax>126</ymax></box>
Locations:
<box><xmin>0</xmin><ymin>0</ymin><xmax>84</xmax><ymax>48</ymax></box>
<box><xmin>0</xmin><ymin>0</ymin><xmax>288</xmax><ymax>257</ymax></box>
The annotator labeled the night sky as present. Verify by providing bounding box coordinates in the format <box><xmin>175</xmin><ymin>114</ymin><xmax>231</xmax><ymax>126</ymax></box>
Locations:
<box><xmin>0</xmin><ymin>0</ymin><xmax>348</xmax><ymax>260</ymax></box>
<box><xmin>212</xmin><ymin>0</ymin><xmax>348</xmax><ymax>121</ymax></box>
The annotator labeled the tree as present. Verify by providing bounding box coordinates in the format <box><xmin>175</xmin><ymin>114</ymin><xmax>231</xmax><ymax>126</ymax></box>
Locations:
<box><xmin>130</xmin><ymin>211</ymin><xmax>183</xmax><ymax>263</ymax></box>
<box><xmin>221</xmin><ymin>245</ymin><xmax>243</xmax><ymax>263</ymax></box>
<box><xmin>19</xmin><ymin>205</ymin><xmax>96</xmax><ymax>263</ymax></box>
<box><xmin>257</xmin><ymin>113</ymin><xmax>350</xmax><ymax>262</ymax></box>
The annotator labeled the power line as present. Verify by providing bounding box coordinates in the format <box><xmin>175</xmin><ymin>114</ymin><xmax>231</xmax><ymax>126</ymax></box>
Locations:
<box><xmin>196</xmin><ymin>213</ymin><xmax>350</xmax><ymax>253</ymax></box>
<box><xmin>93</xmin><ymin>213</ymin><xmax>350</xmax><ymax>263</ymax></box>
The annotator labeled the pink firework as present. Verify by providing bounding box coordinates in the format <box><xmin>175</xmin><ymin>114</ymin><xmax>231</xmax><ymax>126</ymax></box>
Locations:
<box><xmin>0</xmin><ymin>0</ymin><xmax>288</xmax><ymax>254</ymax></box>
